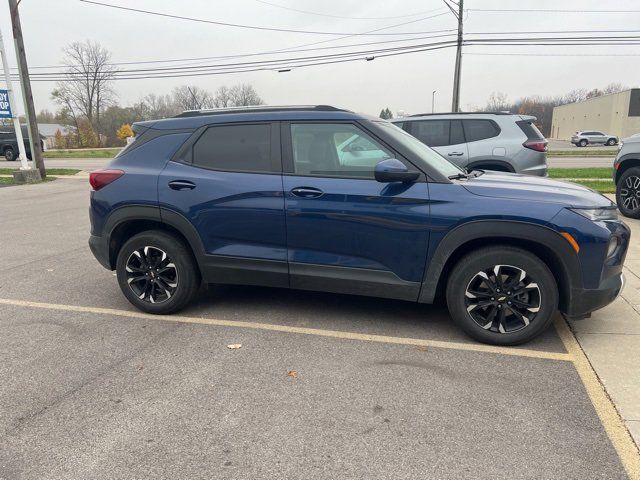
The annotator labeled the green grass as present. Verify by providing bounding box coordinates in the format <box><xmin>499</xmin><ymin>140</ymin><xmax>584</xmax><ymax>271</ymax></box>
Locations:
<box><xmin>43</xmin><ymin>148</ymin><xmax>120</xmax><ymax>158</ymax></box>
<box><xmin>0</xmin><ymin>168</ymin><xmax>80</xmax><ymax>176</ymax></box>
<box><xmin>0</xmin><ymin>176</ymin><xmax>57</xmax><ymax>186</ymax></box>
<box><xmin>548</xmin><ymin>167</ymin><xmax>613</xmax><ymax>179</ymax></box>
<box><xmin>565</xmin><ymin>180</ymin><xmax>616</xmax><ymax>193</ymax></box>
<box><xmin>548</xmin><ymin>149</ymin><xmax>617</xmax><ymax>157</ymax></box>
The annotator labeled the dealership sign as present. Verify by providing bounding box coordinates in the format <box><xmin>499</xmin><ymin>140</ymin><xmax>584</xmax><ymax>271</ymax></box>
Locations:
<box><xmin>0</xmin><ymin>89</ymin><xmax>12</xmax><ymax>118</ymax></box>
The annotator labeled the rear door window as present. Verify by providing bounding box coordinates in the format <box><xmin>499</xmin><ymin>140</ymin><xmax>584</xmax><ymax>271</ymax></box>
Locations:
<box><xmin>192</xmin><ymin>123</ymin><xmax>272</xmax><ymax>173</ymax></box>
<box><xmin>411</xmin><ymin>120</ymin><xmax>451</xmax><ymax>147</ymax></box>
<box><xmin>462</xmin><ymin>119</ymin><xmax>500</xmax><ymax>142</ymax></box>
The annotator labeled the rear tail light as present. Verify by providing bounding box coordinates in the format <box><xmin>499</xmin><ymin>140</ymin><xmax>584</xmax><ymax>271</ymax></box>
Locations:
<box><xmin>523</xmin><ymin>141</ymin><xmax>548</xmax><ymax>152</ymax></box>
<box><xmin>89</xmin><ymin>169</ymin><xmax>124</xmax><ymax>191</ymax></box>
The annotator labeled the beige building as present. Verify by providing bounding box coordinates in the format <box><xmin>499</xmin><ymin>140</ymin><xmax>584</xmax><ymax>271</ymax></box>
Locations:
<box><xmin>551</xmin><ymin>88</ymin><xmax>640</xmax><ymax>139</ymax></box>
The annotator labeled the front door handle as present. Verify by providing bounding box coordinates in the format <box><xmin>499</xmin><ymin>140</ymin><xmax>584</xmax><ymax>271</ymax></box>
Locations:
<box><xmin>447</xmin><ymin>152</ymin><xmax>464</xmax><ymax>156</ymax></box>
<box><xmin>168</xmin><ymin>180</ymin><xmax>196</xmax><ymax>191</ymax></box>
<box><xmin>290</xmin><ymin>186</ymin><xmax>324</xmax><ymax>198</ymax></box>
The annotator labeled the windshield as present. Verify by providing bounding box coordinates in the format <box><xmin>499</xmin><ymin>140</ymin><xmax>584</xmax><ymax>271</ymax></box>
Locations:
<box><xmin>375</xmin><ymin>121</ymin><xmax>463</xmax><ymax>178</ymax></box>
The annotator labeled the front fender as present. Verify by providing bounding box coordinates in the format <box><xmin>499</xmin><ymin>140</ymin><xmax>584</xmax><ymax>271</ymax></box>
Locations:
<box><xmin>418</xmin><ymin>219</ymin><xmax>582</xmax><ymax>304</ymax></box>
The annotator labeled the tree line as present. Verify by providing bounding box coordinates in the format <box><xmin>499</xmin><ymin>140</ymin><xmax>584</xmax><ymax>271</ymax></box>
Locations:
<box><xmin>40</xmin><ymin>40</ymin><xmax>265</xmax><ymax>148</ymax></box>
<box><xmin>477</xmin><ymin>83</ymin><xmax>629</xmax><ymax>137</ymax></box>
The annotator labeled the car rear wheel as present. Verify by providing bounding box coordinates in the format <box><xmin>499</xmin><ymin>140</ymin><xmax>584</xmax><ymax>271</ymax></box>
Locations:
<box><xmin>616</xmin><ymin>166</ymin><xmax>640</xmax><ymax>219</ymax></box>
<box><xmin>116</xmin><ymin>230</ymin><xmax>200</xmax><ymax>314</ymax></box>
<box><xmin>579</xmin><ymin>139</ymin><xmax>588</xmax><ymax>147</ymax></box>
<box><xmin>606</xmin><ymin>138</ymin><xmax>617</xmax><ymax>146</ymax></box>
<box><xmin>4</xmin><ymin>147</ymin><xmax>16</xmax><ymax>161</ymax></box>
<box><xmin>446</xmin><ymin>246</ymin><xmax>558</xmax><ymax>345</ymax></box>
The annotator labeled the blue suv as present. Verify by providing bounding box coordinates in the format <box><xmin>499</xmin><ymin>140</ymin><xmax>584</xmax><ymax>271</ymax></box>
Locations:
<box><xmin>89</xmin><ymin>106</ymin><xmax>630</xmax><ymax>345</ymax></box>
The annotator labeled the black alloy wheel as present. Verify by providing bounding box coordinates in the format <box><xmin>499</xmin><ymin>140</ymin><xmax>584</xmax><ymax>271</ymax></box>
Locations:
<box><xmin>464</xmin><ymin>264</ymin><xmax>541</xmax><ymax>334</ymax></box>
<box><xmin>125</xmin><ymin>246</ymin><xmax>178</xmax><ymax>304</ymax></box>
<box><xmin>617</xmin><ymin>167</ymin><xmax>640</xmax><ymax>219</ymax></box>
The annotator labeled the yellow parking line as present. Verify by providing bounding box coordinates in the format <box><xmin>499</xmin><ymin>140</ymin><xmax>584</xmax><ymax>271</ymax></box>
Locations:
<box><xmin>555</xmin><ymin>317</ymin><xmax>640</xmax><ymax>480</ymax></box>
<box><xmin>0</xmin><ymin>297</ymin><xmax>572</xmax><ymax>361</ymax></box>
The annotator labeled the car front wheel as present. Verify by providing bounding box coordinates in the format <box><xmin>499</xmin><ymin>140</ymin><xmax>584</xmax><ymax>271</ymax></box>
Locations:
<box><xmin>4</xmin><ymin>147</ymin><xmax>16</xmax><ymax>161</ymax></box>
<box><xmin>446</xmin><ymin>246</ymin><xmax>558</xmax><ymax>345</ymax></box>
<box><xmin>579</xmin><ymin>139</ymin><xmax>588</xmax><ymax>147</ymax></box>
<box><xmin>116</xmin><ymin>230</ymin><xmax>200</xmax><ymax>314</ymax></box>
<box><xmin>617</xmin><ymin>166</ymin><xmax>640</xmax><ymax>219</ymax></box>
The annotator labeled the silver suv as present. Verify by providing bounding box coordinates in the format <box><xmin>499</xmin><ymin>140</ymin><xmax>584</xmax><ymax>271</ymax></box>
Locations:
<box><xmin>571</xmin><ymin>130</ymin><xmax>618</xmax><ymax>147</ymax></box>
<box><xmin>614</xmin><ymin>134</ymin><xmax>640</xmax><ymax>218</ymax></box>
<box><xmin>392</xmin><ymin>112</ymin><xmax>548</xmax><ymax>176</ymax></box>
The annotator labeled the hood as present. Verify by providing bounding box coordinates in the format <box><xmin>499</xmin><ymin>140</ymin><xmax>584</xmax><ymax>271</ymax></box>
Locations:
<box><xmin>461</xmin><ymin>171</ymin><xmax>614</xmax><ymax>208</ymax></box>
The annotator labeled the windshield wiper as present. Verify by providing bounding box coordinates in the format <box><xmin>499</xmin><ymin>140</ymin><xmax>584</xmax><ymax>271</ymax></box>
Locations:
<box><xmin>448</xmin><ymin>172</ymin><xmax>469</xmax><ymax>180</ymax></box>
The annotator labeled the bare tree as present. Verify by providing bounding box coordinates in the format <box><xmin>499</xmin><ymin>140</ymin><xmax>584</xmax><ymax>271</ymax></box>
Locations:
<box><xmin>135</xmin><ymin>93</ymin><xmax>179</xmax><ymax>120</ymax></box>
<box><xmin>229</xmin><ymin>83</ymin><xmax>264</xmax><ymax>106</ymax></box>
<box><xmin>172</xmin><ymin>85</ymin><xmax>214</xmax><ymax>111</ymax></box>
<box><xmin>213</xmin><ymin>86</ymin><xmax>232</xmax><ymax>108</ymax></box>
<box><xmin>51</xmin><ymin>41</ymin><xmax>117</xmax><ymax>145</ymax></box>
<box><xmin>602</xmin><ymin>82</ymin><xmax>628</xmax><ymax>95</ymax></box>
<box><xmin>484</xmin><ymin>92</ymin><xmax>511</xmax><ymax>112</ymax></box>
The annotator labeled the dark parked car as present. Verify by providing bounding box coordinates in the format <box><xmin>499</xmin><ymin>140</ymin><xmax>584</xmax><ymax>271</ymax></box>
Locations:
<box><xmin>88</xmin><ymin>105</ymin><xmax>629</xmax><ymax>346</ymax></box>
<box><xmin>0</xmin><ymin>126</ymin><xmax>44</xmax><ymax>161</ymax></box>
<box><xmin>614</xmin><ymin>134</ymin><xmax>640</xmax><ymax>218</ymax></box>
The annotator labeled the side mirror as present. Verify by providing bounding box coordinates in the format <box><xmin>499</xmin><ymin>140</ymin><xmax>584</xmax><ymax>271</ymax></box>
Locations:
<box><xmin>374</xmin><ymin>159</ymin><xmax>420</xmax><ymax>183</ymax></box>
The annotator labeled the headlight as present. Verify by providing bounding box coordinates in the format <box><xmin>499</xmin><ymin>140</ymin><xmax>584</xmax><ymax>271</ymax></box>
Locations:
<box><xmin>570</xmin><ymin>207</ymin><xmax>618</xmax><ymax>221</ymax></box>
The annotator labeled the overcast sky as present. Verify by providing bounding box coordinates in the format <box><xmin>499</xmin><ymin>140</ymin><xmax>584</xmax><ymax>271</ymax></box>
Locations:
<box><xmin>1</xmin><ymin>0</ymin><xmax>639</xmax><ymax>118</ymax></box>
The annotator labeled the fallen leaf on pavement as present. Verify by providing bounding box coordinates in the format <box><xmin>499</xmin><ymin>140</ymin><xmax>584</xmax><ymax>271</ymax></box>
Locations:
<box><xmin>227</xmin><ymin>344</ymin><xmax>242</xmax><ymax>349</ymax></box>
<box><xmin>287</xmin><ymin>370</ymin><xmax>297</xmax><ymax>378</ymax></box>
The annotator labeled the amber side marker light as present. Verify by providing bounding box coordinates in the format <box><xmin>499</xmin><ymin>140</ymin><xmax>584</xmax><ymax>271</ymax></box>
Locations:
<box><xmin>560</xmin><ymin>232</ymin><xmax>580</xmax><ymax>253</ymax></box>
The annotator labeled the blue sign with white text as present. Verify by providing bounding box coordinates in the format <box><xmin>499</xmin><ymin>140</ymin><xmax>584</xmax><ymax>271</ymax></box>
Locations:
<box><xmin>0</xmin><ymin>89</ymin><xmax>12</xmax><ymax>118</ymax></box>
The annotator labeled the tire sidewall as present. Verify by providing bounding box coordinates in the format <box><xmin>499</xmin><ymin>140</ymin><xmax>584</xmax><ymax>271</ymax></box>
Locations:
<box><xmin>446</xmin><ymin>247</ymin><xmax>558</xmax><ymax>346</ymax></box>
<box><xmin>116</xmin><ymin>231</ymin><xmax>199</xmax><ymax>314</ymax></box>
<box><xmin>616</xmin><ymin>167</ymin><xmax>640</xmax><ymax>219</ymax></box>
<box><xmin>579</xmin><ymin>139</ymin><xmax>588</xmax><ymax>147</ymax></box>
<box><xmin>4</xmin><ymin>148</ymin><xmax>15</xmax><ymax>161</ymax></box>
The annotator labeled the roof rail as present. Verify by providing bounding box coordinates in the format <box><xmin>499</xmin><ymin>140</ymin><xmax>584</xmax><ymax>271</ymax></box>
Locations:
<box><xmin>173</xmin><ymin>105</ymin><xmax>349</xmax><ymax>118</ymax></box>
<box><xmin>407</xmin><ymin>111</ymin><xmax>513</xmax><ymax>117</ymax></box>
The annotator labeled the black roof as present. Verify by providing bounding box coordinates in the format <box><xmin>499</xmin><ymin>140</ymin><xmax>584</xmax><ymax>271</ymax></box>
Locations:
<box><xmin>173</xmin><ymin>105</ymin><xmax>349</xmax><ymax>118</ymax></box>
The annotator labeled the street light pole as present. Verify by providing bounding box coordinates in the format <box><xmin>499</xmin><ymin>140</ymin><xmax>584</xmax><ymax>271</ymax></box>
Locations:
<box><xmin>432</xmin><ymin>90</ymin><xmax>436</xmax><ymax>113</ymax></box>
<box><xmin>9</xmin><ymin>0</ymin><xmax>45</xmax><ymax>178</ymax></box>
<box><xmin>0</xmin><ymin>25</ymin><xmax>29</xmax><ymax>170</ymax></box>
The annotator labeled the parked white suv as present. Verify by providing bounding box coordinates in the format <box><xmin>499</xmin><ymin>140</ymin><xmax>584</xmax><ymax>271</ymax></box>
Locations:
<box><xmin>571</xmin><ymin>131</ymin><xmax>618</xmax><ymax>147</ymax></box>
<box><xmin>392</xmin><ymin>112</ymin><xmax>548</xmax><ymax>176</ymax></box>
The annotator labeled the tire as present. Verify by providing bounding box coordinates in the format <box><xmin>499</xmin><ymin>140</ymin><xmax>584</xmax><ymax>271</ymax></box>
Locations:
<box><xmin>116</xmin><ymin>230</ymin><xmax>200</xmax><ymax>314</ymax></box>
<box><xmin>579</xmin><ymin>139</ymin><xmax>588</xmax><ymax>147</ymax></box>
<box><xmin>606</xmin><ymin>138</ymin><xmax>617</xmax><ymax>146</ymax></box>
<box><xmin>616</xmin><ymin>166</ymin><xmax>640</xmax><ymax>219</ymax></box>
<box><xmin>446</xmin><ymin>246</ymin><xmax>558</xmax><ymax>346</ymax></box>
<box><xmin>4</xmin><ymin>147</ymin><xmax>16</xmax><ymax>161</ymax></box>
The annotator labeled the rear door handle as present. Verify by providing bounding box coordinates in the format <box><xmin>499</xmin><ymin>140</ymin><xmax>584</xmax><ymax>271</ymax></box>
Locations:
<box><xmin>447</xmin><ymin>152</ymin><xmax>464</xmax><ymax>156</ymax></box>
<box><xmin>290</xmin><ymin>186</ymin><xmax>324</xmax><ymax>198</ymax></box>
<box><xmin>168</xmin><ymin>180</ymin><xmax>196</xmax><ymax>191</ymax></box>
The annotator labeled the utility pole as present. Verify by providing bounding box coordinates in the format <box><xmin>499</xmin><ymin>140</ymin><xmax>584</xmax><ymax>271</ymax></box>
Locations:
<box><xmin>450</xmin><ymin>0</ymin><xmax>464</xmax><ymax>112</ymax></box>
<box><xmin>0</xmin><ymin>26</ymin><xmax>29</xmax><ymax>170</ymax></box>
<box><xmin>9</xmin><ymin>0</ymin><xmax>45</xmax><ymax>178</ymax></box>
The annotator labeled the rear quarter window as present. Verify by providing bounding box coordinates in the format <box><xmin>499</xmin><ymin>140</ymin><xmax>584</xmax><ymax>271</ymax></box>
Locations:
<box><xmin>192</xmin><ymin>123</ymin><xmax>271</xmax><ymax>173</ymax></box>
<box><xmin>462</xmin><ymin>119</ymin><xmax>500</xmax><ymax>142</ymax></box>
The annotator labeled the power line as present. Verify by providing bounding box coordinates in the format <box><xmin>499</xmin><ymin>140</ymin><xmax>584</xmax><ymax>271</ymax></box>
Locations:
<box><xmin>79</xmin><ymin>0</ymin><xmax>449</xmax><ymax>36</ymax></box>
<box><xmin>24</xmin><ymin>34</ymin><xmax>640</xmax><ymax>78</ymax></box>
<box><xmin>252</xmin><ymin>0</ymin><xmax>443</xmax><ymax>20</ymax></box>
<box><xmin>468</xmin><ymin>8</ymin><xmax>640</xmax><ymax>13</ymax></box>
<box><xmin>466</xmin><ymin>52</ymin><xmax>640</xmax><ymax>56</ymax></box>
<box><xmin>13</xmin><ymin>29</ymin><xmax>639</xmax><ymax>71</ymax></box>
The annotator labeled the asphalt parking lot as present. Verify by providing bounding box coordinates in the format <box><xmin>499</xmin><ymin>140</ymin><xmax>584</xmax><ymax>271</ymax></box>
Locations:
<box><xmin>0</xmin><ymin>178</ymin><xmax>638</xmax><ymax>479</ymax></box>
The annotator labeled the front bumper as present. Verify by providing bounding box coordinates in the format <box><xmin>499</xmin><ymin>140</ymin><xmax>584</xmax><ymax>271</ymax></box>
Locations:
<box><xmin>564</xmin><ymin>272</ymin><xmax>625</xmax><ymax>319</ymax></box>
<box><xmin>89</xmin><ymin>234</ymin><xmax>112</xmax><ymax>270</ymax></box>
